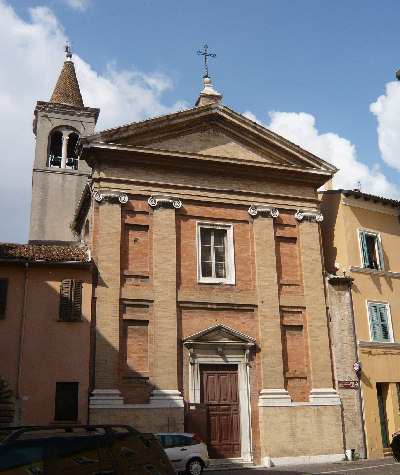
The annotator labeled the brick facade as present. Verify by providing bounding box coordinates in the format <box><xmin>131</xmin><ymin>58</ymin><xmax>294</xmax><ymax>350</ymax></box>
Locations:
<box><xmin>81</xmin><ymin>96</ymin><xmax>344</xmax><ymax>464</ymax></box>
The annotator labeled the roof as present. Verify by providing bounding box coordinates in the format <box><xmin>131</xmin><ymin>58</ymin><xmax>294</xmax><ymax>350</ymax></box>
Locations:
<box><xmin>0</xmin><ymin>243</ymin><xmax>90</xmax><ymax>263</ymax></box>
<box><xmin>321</xmin><ymin>189</ymin><xmax>400</xmax><ymax>208</ymax></box>
<box><xmin>49</xmin><ymin>60</ymin><xmax>84</xmax><ymax>108</ymax></box>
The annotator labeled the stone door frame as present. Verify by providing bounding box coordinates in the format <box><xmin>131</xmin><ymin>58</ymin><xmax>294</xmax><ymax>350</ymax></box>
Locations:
<box><xmin>186</xmin><ymin>345</ymin><xmax>253</xmax><ymax>462</ymax></box>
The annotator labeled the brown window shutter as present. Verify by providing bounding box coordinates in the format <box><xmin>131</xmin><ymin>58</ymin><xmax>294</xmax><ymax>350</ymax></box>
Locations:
<box><xmin>0</xmin><ymin>279</ymin><xmax>8</xmax><ymax>318</ymax></box>
<box><xmin>72</xmin><ymin>280</ymin><xmax>82</xmax><ymax>321</ymax></box>
<box><xmin>59</xmin><ymin>279</ymin><xmax>72</xmax><ymax>321</ymax></box>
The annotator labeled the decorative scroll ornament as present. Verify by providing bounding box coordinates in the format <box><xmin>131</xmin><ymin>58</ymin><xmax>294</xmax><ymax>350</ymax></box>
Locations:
<box><xmin>248</xmin><ymin>205</ymin><xmax>279</xmax><ymax>218</ymax></box>
<box><xmin>295</xmin><ymin>209</ymin><xmax>323</xmax><ymax>223</ymax></box>
<box><xmin>148</xmin><ymin>195</ymin><xmax>182</xmax><ymax>209</ymax></box>
<box><xmin>94</xmin><ymin>189</ymin><xmax>128</xmax><ymax>204</ymax></box>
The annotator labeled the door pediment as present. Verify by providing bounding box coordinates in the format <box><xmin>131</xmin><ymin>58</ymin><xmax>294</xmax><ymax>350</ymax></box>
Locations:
<box><xmin>183</xmin><ymin>324</ymin><xmax>255</xmax><ymax>347</ymax></box>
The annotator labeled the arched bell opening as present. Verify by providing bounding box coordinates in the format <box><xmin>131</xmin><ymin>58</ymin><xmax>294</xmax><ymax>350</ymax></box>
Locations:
<box><xmin>66</xmin><ymin>132</ymin><xmax>79</xmax><ymax>170</ymax></box>
<box><xmin>48</xmin><ymin>130</ymin><xmax>63</xmax><ymax>168</ymax></box>
<box><xmin>47</xmin><ymin>128</ymin><xmax>80</xmax><ymax>170</ymax></box>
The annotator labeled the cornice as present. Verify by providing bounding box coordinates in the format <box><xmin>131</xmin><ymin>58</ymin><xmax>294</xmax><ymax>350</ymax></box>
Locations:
<box><xmin>80</xmin><ymin>141</ymin><xmax>333</xmax><ymax>185</ymax></box>
<box><xmin>342</xmin><ymin>195</ymin><xmax>400</xmax><ymax>217</ymax></box>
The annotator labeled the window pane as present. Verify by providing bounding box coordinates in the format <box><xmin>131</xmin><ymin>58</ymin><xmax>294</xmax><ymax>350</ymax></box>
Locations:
<box><xmin>365</xmin><ymin>235</ymin><xmax>378</xmax><ymax>269</ymax></box>
<box><xmin>213</xmin><ymin>229</ymin><xmax>226</xmax><ymax>247</ymax></box>
<box><xmin>215</xmin><ymin>262</ymin><xmax>226</xmax><ymax>278</ymax></box>
<box><xmin>200</xmin><ymin>228</ymin><xmax>212</xmax><ymax>277</ymax></box>
<box><xmin>201</xmin><ymin>261</ymin><xmax>212</xmax><ymax>277</ymax></box>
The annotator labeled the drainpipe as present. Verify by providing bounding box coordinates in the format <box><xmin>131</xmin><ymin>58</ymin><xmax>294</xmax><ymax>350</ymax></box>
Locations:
<box><xmin>15</xmin><ymin>261</ymin><xmax>29</xmax><ymax>425</ymax></box>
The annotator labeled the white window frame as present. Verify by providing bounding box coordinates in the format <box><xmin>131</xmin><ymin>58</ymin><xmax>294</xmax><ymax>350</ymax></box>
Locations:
<box><xmin>196</xmin><ymin>222</ymin><xmax>235</xmax><ymax>284</ymax></box>
<box><xmin>366</xmin><ymin>300</ymin><xmax>394</xmax><ymax>343</ymax></box>
<box><xmin>358</xmin><ymin>229</ymin><xmax>384</xmax><ymax>271</ymax></box>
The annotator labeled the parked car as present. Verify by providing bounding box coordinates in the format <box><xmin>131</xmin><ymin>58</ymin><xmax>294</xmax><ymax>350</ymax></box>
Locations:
<box><xmin>0</xmin><ymin>424</ymin><xmax>176</xmax><ymax>474</ymax></box>
<box><xmin>155</xmin><ymin>433</ymin><xmax>209</xmax><ymax>475</ymax></box>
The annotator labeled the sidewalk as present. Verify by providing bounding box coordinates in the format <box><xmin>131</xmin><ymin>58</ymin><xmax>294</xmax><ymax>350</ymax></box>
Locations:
<box><xmin>205</xmin><ymin>457</ymin><xmax>400</xmax><ymax>474</ymax></box>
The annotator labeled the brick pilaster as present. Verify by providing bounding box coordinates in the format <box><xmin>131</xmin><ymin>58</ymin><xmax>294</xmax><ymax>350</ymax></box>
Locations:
<box><xmin>94</xmin><ymin>199</ymin><xmax>123</xmax><ymax>390</ymax></box>
<box><xmin>253</xmin><ymin>215</ymin><xmax>285</xmax><ymax>390</ymax></box>
<box><xmin>152</xmin><ymin>205</ymin><xmax>178</xmax><ymax>391</ymax></box>
<box><xmin>298</xmin><ymin>220</ymin><xmax>334</xmax><ymax>390</ymax></box>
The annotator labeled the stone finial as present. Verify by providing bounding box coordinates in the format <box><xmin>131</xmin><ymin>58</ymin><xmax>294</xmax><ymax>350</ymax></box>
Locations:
<box><xmin>195</xmin><ymin>76</ymin><xmax>223</xmax><ymax>107</ymax></box>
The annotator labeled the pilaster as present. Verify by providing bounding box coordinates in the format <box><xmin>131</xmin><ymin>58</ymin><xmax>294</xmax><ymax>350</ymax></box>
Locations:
<box><xmin>149</xmin><ymin>195</ymin><xmax>183</xmax><ymax>405</ymax></box>
<box><xmin>250</xmin><ymin>205</ymin><xmax>291</xmax><ymax>406</ymax></box>
<box><xmin>297</xmin><ymin>209</ymin><xmax>338</xmax><ymax>397</ymax></box>
<box><xmin>90</xmin><ymin>190</ymin><xmax>127</xmax><ymax>406</ymax></box>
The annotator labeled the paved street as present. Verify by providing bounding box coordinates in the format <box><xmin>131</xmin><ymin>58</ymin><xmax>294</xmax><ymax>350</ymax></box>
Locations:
<box><xmin>206</xmin><ymin>458</ymin><xmax>400</xmax><ymax>474</ymax></box>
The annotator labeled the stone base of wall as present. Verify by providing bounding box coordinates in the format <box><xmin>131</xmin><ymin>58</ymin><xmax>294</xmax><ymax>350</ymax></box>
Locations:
<box><xmin>89</xmin><ymin>407</ymin><xmax>184</xmax><ymax>434</ymax></box>
<box><xmin>259</xmin><ymin>404</ymin><xmax>344</xmax><ymax>462</ymax></box>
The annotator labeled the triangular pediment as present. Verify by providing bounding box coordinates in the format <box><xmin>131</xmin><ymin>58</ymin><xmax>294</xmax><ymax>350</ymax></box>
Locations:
<box><xmin>87</xmin><ymin>104</ymin><xmax>337</xmax><ymax>174</ymax></box>
<box><xmin>183</xmin><ymin>324</ymin><xmax>256</xmax><ymax>344</ymax></box>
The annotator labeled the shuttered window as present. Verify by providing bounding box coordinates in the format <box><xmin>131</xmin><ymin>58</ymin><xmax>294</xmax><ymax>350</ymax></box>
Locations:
<box><xmin>359</xmin><ymin>230</ymin><xmax>384</xmax><ymax>270</ymax></box>
<box><xmin>0</xmin><ymin>279</ymin><xmax>8</xmax><ymax>318</ymax></box>
<box><xmin>368</xmin><ymin>302</ymin><xmax>392</xmax><ymax>342</ymax></box>
<box><xmin>59</xmin><ymin>279</ymin><xmax>82</xmax><ymax>321</ymax></box>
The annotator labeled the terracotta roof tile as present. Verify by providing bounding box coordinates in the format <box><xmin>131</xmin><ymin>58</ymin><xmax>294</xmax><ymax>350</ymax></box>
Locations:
<box><xmin>0</xmin><ymin>243</ymin><xmax>89</xmax><ymax>262</ymax></box>
<box><xmin>50</xmin><ymin>60</ymin><xmax>84</xmax><ymax>108</ymax></box>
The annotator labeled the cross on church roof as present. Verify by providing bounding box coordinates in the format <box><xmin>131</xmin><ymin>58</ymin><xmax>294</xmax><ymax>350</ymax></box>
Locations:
<box><xmin>197</xmin><ymin>45</ymin><xmax>216</xmax><ymax>78</ymax></box>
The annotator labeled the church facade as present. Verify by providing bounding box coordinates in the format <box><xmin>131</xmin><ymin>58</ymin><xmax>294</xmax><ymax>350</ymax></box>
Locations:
<box><xmin>71</xmin><ymin>76</ymin><xmax>345</xmax><ymax>464</ymax></box>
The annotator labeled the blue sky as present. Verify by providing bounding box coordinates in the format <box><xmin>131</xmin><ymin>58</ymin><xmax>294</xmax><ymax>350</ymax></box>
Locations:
<box><xmin>2</xmin><ymin>0</ymin><xmax>400</xmax><ymax>242</ymax></box>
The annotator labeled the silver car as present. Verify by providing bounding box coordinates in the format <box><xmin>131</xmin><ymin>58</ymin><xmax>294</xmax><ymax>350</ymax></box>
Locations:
<box><xmin>156</xmin><ymin>433</ymin><xmax>209</xmax><ymax>475</ymax></box>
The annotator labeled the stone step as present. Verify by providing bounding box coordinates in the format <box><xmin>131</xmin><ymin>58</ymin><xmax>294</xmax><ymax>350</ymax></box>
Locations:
<box><xmin>206</xmin><ymin>459</ymin><xmax>255</xmax><ymax>471</ymax></box>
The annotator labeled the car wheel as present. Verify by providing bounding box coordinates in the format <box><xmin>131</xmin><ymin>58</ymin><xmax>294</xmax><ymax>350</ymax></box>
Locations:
<box><xmin>186</xmin><ymin>457</ymin><xmax>204</xmax><ymax>475</ymax></box>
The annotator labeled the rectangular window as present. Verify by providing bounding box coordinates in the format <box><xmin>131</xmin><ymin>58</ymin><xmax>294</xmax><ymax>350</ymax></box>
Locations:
<box><xmin>59</xmin><ymin>279</ymin><xmax>82</xmax><ymax>321</ymax></box>
<box><xmin>54</xmin><ymin>382</ymin><xmax>79</xmax><ymax>421</ymax></box>
<box><xmin>359</xmin><ymin>230</ymin><xmax>384</xmax><ymax>270</ymax></box>
<box><xmin>0</xmin><ymin>278</ymin><xmax>8</xmax><ymax>318</ymax></box>
<box><xmin>368</xmin><ymin>302</ymin><xmax>393</xmax><ymax>342</ymax></box>
<box><xmin>197</xmin><ymin>223</ymin><xmax>235</xmax><ymax>284</ymax></box>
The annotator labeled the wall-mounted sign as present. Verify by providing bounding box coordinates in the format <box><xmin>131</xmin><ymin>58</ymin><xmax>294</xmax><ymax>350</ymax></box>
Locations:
<box><xmin>353</xmin><ymin>361</ymin><xmax>362</xmax><ymax>373</ymax></box>
<box><xmin>338</xmin><ymin>380</ymin><xmax>359</xmax><ymax>389</ymax></box>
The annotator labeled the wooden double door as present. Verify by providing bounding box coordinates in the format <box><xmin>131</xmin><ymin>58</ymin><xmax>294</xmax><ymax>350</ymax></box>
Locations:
<box><xmin>200</xmin><ymin>364</ymin><xmax>241</xmax><ymax>458</ymax></box>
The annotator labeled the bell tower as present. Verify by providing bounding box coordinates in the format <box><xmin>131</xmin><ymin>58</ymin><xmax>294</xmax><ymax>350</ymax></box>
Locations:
<box><xmin>29</xmin><ymin>46</ymin><xmax>100</xmax><ymax>243</ymax></box>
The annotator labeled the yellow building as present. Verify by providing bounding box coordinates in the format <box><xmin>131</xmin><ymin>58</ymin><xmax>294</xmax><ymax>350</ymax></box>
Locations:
<box><xmin>320</xmin><ymin>189</ymin><xmax>400</xmax><ymax>459</ymax></box>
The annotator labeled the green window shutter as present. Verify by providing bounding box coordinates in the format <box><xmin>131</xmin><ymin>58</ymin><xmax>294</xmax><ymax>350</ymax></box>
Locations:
<box><xmin>359</xmin><ymin>230</ymin><xmax>369</xmax><ymax>267</ymax></box>
<box><xmin>369</xmin><ymin>304</ymin><xmax>382</xmax><ymax>341</ymax></box>
<box><xmin>0</xmin><ymin>279</ymin><xmax>8</xmax><ymax>318</ymax></box>
<box><xmin>71</xmin><ymin>280</ymin><xmax>82</xmax><ymax>321</ymax></box>
<box><xmin>59</xmin><ymin>279</ymin><xmax>72</xmax><ymax>321</ymax></box>
<box><xmin>376</xmin><ymin>235</ymin><xmax>384</xmax><ymax>270</ymax></box>
<box><xmin>378</xmin><ymin>305</ymin><xmax>390</xmax><ymax>341</ymax></box>
<box><xmin>369</xmin><ymin>303</ymin><xmax>391</xmax><ymax>342</ymax></box>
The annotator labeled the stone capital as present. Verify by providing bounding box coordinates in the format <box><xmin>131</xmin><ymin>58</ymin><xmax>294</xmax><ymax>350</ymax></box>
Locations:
<box><xmin>248</xmin><ymin>204</ymin><xmax>279</xmax><ymax>218</ymax></box>
<box><xmin>295</xmin><ymin>209</ymin><xmax>323</xmax><ymax>223</ymax></box>
<box><xmin>148</xmin><ymin>195</ymin><xmax>182</xmax><ymax>209</ymax></box>
<box><xmin>93</xmin><ymin>189</ymin><xmax>128</xmax><ymax>204</ymax></box>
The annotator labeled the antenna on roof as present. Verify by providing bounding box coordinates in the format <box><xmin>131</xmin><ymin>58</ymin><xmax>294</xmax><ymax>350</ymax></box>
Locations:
<box><xmin>356</xmin><ymin>180</ymin><xmax>361</xmax><ymax>191</ymax></box>
<box><xmin>65</xmin><ymin>41</ymin><xmax>72</xmax><ymax>60</ymax></box>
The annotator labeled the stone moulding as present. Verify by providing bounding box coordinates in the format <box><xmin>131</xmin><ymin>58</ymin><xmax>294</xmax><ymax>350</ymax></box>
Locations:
<box><xmin>93</xmin><ymin>189</ymin><xmax>128</xmax><ymax>204</ymax></box>
<box><xmin>295</xmin><ymin>209</ymin><xmax>323</xmax><ymax>223</ymax></box>
<box><xmin>248</xmin><ymin>205</ymin><xmax>279</xmax><ymax>218</ymax></box>
<box><xmin>148</xmin><ymin>195</ymin><xmax>182</xmax><ymax>209</ymax></box>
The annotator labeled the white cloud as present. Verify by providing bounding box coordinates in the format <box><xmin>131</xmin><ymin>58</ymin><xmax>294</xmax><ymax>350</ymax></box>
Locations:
<box><xmin>0</xmin><ymin>1</ymin><xmax>187</xmax><ymax>243</ymax></box>
<box><xmin>370</xmin><ymin>81</ymin><xmax>400</xmax><ymax>174</ymax></box>
<box><xmin>244</xmin><ymin>110</ymin><xmax>399</xmax><ymax>198</ymax></box>
<box><xmin>63</xmin><ymin>0</ymin><xmax>91</xmax><ymax>12</ymax></box>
